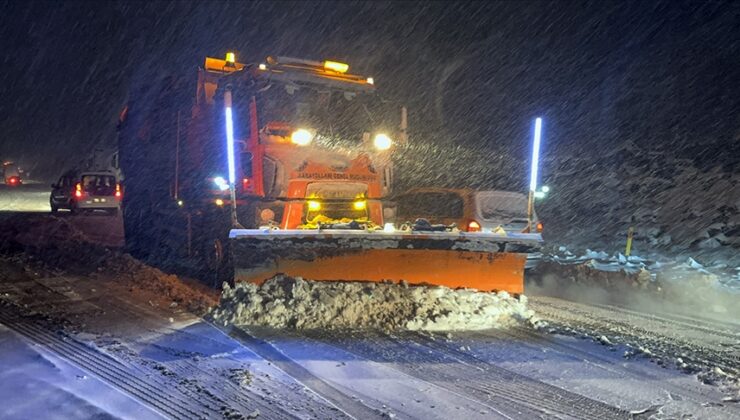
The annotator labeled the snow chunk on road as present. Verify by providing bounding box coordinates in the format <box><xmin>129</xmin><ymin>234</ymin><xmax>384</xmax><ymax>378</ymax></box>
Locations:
<box><xmin>211</xmin><ymin>276</ymin><xmax>535</xmax><ymax>331</ymax></box>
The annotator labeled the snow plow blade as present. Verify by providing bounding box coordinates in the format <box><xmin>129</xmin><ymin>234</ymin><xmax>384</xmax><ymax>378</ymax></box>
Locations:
<box><xmin>229</xmin><ymin>230</ymin><xmax>542</xmax><ymax>293</ymax></box>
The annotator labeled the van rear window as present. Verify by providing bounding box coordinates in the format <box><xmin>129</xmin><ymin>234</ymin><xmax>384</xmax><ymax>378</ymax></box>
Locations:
<box><xmin>478</xmin><ymin>194</ymin><xmax>527</xmax><ymax>221</ymax></box>
<box><xmin>82</xmin><ymin>175</ymin><xmax>116</xmax><ymax>196</ymax></box>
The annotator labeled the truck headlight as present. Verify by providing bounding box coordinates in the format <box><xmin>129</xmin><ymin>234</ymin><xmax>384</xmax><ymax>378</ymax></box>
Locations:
<box><xmin>307</xmin><ymin>200</ymin><xmax>321</xmax><ymax>211</ymax></box>
<box><xmin>291</xmin><ymin>129</ymin><xmax>313</xmax><ymax>146</ymax></box>
<box><xmin>353</xmin><ymin>200</ymin><xmax>367</xmax><ymax>210</ymax></box>
<box><xmin>373</xmin><ymin>133</ymin><xmax>392</xmax><ymax>150</ymax></box>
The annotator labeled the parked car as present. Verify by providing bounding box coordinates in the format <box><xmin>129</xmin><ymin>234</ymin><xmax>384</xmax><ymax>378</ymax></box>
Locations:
<box><xmin>50</xmin><ymin>170</ymin><xmax>122</xmax><ymax>215</ymax></box>
<box><xmin>389</xmin><ymin>188</ymin><xmax>542</xmax><ymax>268</ymax></box>
<box><xmin>390</xmin><ymin>188</ymin><xmax>541</xmax><ymax>233</ymax></box>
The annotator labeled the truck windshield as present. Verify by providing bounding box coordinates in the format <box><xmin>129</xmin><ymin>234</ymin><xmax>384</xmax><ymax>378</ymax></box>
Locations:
<box><xmin>257</xmin><ymin>85</ymin><xmax>388</xmax><ymax>144</ymax></box>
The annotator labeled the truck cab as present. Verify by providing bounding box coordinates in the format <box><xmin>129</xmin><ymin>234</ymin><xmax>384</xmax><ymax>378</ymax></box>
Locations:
<box><xmin>190</xmin><ymin>54</ymin><xmax>396</xmax><ymax>228</ymax></box>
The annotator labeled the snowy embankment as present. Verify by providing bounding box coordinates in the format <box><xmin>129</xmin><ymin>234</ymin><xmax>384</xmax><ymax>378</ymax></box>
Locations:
<box><xmin>211</xmin><ymin>276</ymin><xmax>536</xmax><ymax>331</ymax></box>
<box><xmin>531</xmin><ymin>247</ymin><xmax>740</xmax><ymax>320</ymax></box>
<box><xmin>538</xmin><ymin>144</ymin><xmax>739</xmax><ymax>268</ymax></box>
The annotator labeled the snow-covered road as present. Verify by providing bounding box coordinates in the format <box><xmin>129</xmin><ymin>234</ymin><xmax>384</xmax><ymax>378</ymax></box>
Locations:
<box><xmin>0</xmin><ymin>203</ymin><xmax>738</xmax><ymax>420</ymax></box>
<box><xmin>0</xmin><ymin>182</ymin><xmax>50</xmax><ymax>212</ymax></box>
<box><xmin>229</xmin><ymin>320</ymin><xmax>739</xmax><ymax>419</ymax></box>
<box><xmin>530</xmin><ymin>296</ymin><xmax>740</xmax><ymax>378</ymax></box>
<box><xmin>0</xmin><ymin>323</ymin><xmax>162</xmax><ymax>420</ymax></box>
<box><xmin>1</xmin><ymin>253</ymin><xmax>738</xmax><ymax>419</ymax></box>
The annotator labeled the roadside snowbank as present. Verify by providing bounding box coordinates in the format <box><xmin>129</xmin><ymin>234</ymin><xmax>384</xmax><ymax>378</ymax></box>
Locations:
<box><xmin>211</xmin><ymin>276</ymin><xmax>536</xmax><ymax>331</ymax></box>
<box><xmin>103</xmin><ymin>254</ymin><xmax>217</xmax><ymax>315</ymax></box>
<box><xmin>530</xmin><ymin>249</ymin><xmax>740</xmax><ymax>321</ymax></box>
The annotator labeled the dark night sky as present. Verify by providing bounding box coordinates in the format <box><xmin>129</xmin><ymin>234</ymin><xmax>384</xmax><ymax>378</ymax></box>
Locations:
<box><xmin>0</xmin><ymin>0</ymin><xmax>738</xmax><ymax>183</ymax></box>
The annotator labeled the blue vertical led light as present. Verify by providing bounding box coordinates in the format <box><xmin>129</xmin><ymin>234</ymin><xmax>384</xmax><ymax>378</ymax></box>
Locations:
<box><xmin>223</xmin><ymin>88</ymin><xmax>241</xmax><ymax>227</ymax></box>
<box><xmin>225</xmin><ymin>102</ymin><xmax>236</xmax><ymax>185</ymax></box>
<box><xmin>530</xmin><ymin>117</ymin><xmax>542</xmax><ymax>192</ymax></box>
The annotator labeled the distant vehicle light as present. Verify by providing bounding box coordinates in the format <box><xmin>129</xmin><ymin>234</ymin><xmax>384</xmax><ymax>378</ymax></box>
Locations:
<box><xmin>324</xmin><ymin>60</ymin><xmax>349</xmax><ymax>73</ymax></box>
<box><xmin>534</xmin><ymin>191</ymin><xmax>545</xmax><ymax>199</ymax></box>
<box><xmin>215</xmin><ymin>198</ymin><xmax>225</xmax><ymax>207</ymax></box>
<box><xmin>468</xmin><ymin>220</ymin><xmax>481</xmax><ymax>232</ymax></box>
<box><xmin>177</xmin><ymin>200</ymin><xmax>184</xmax><ymax>207</ymax></box>
<box><xmin>536</xmin><ymin>221</ymin><xmax>544</xmax><ymax>233</ymax></box>
<box><xmin>74</xmin><ymin>183</ymin><xmax>83</xmax><ymax>198</ymax></box>
<box><xmin>541</xmin><ymin>185</ymin><xmax>550</xmax><ymax>193</ymax></box>
<box><xmin>383</xmin><ymin>223</ymin><xmax>395</xmax><ymax>233</ymax></box>
<box><xmin>373</xmin><ymin>133</ymin><xmax>392</xmax><ymax>150</ymax></box>
<box><xmin>291</xmin><ymin>129</ymin><xmax>313</xmax><ymax>146</ymax></box>
<box><xmin>353</xmin><ymin>200</ymin><xmax>367</xmax><ymax>210</ymax></box>
<box><xmin>307</xmin><ymin>200</ymin><xmax>321</xmax><ymax>211</ymax></box>
<box><xmin>115</xmin><ymin>183</ymin><xmax>122</xmax><ymax>199</ymax></box>
<box><xmin>366</xmin><ymin>77</ymin><xmax>374</xmax><ymax>85</ymax></box>
<box><xmin>258</xmin><ymin>63</ymin><xmax>267</xmax><ymax>71</ymax></box>
<box><xmin>213</xmin><ymin>176</ymin><xmax>229</xmax><ymax>191</ymax></box>
<box><xmin>225</xmin><ymin>52</ymin><xmax>236</xmax><ymax>64</ymax></box>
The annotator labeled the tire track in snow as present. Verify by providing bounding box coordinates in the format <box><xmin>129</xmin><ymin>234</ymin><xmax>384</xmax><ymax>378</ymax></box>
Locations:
<box><xmin>301</xmin><ymin>329</ymin><xmax>629</xmax><ymax>419</ymax></box>
<box><xmin>456</xmin><ymin>326</ymin><xmax>730</xmax><ymax>410</ymax></box>
<box><xmin>530</xmin><ymin>297</ymin><xmax>740</xmax><ymax>379</ymax></box>
<box><xmin>75</xmin><ymin>291</ymin><xmax>335</xmax><ymax>419</ymax></box>
<box><xmin>0</xmin><ymin>304</ymin><xmax>208</xmax><ymax>419</ymax></box>
<box><xmin>587</xmin><ymin>302</ymin><xmax>740</xmax><ymax>341</ymax></box>
<box><xmin>230</xmin><ymin>327</ymin><xmax>378</xmax><ymax>420</ymax></box>
<box><xmin>241</xmin><ymin>327</ymin><xmax>524</xmax><ymax>419</ymax></box>
<box><xmin>400</xmin><ymin>332</ymin><xmax>629</xmax><ymax>419</ymax></box>
<box><xmin>1</xmin><ymin>271</ymin><xmax>345</xmax><ymax>419</ymax></box>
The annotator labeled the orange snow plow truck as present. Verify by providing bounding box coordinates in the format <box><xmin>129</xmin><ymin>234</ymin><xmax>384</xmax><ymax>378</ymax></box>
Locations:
<box><xmin>118</xmin><ymin>53</ymin><xmax>541</xmax><ymax>293</ymax></box>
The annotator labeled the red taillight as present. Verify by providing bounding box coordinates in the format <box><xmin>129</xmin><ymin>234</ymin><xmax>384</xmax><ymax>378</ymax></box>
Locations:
<box><xmin>536</xmin><ymin>221</ymin><xmax>544</xmax><ymax>233</ymax></box>
<box><xmin>9</xmin><ymin>178</ymin><xmax>17</xmax><ymax>184</ymax></box>
<box><xmin>467</xmin><ymin>220</ymin><xmax>481</xmax><ymax>232</ymax></box>
<box><xmin>74</xmin><ymin>183</ymin><xmax>83</xmax><ymax>198</ymax></box>
<box><xmin>242</xmin><ymin>178</ymin><xmax>250</xmax><ymax>189</ymax></box>
<box><xmin>115</xmin><ymin>183</ymin><xmax>122</xmax><ymax>199</ymax></box>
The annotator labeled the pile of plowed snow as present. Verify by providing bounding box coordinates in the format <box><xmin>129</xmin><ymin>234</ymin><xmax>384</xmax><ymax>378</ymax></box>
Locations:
<box><xmin>104</xmin><ymin>254</ymin><xmax>217</xmax><ymax>315</ymax></box>
<box><xmin>210</xmin><ymin>276</ymin><xmax>536</xmax><ymax>331</ymax></box>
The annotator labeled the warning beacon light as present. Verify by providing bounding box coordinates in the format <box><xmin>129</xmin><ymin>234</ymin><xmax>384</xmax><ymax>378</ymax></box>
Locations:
<box><xmin>323</xmin><ymin>60</ymin><xmax>349</xmax><ymax>73</ymax></box>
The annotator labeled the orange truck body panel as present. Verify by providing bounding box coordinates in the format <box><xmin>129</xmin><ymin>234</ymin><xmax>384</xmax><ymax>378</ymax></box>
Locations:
<box><xmin>235</xmin><ymin>248</ymin><xmax>526</xmax><ymax>293</ymax></box>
